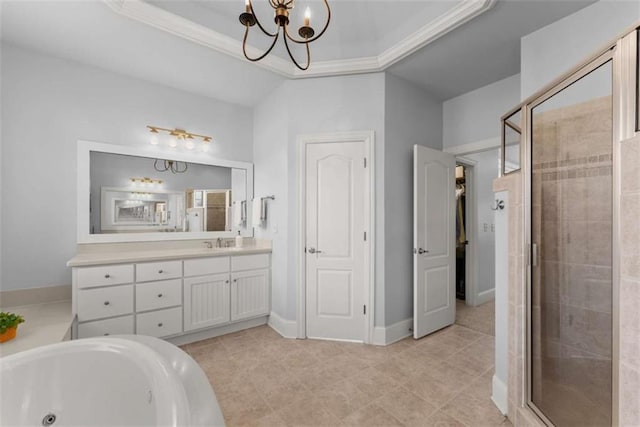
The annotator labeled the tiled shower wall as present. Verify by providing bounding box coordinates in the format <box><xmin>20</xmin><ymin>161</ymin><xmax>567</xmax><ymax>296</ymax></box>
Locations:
<box><xmin>619</xmin><ymin>132</ymin><xmax>640</xmax><ymax>425</ymax></box>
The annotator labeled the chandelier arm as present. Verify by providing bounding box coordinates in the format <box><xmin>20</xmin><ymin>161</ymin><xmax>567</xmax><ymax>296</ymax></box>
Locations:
<box><xmin>249</xmin><ymin>0</ymin><xmax>278</xmax><ymax>37</ymax></box>
<box><xmin>154</xmin><ymin>159</ymin><xmax>169</xmax><ymax>172</ymax></box>
<box><xmin>283</xmin><ymin>0</ymin><xmax>330</xmax><ymax>44</ymax></box>
<box><xmin>283</xmin><ymin>32</ymin><xmax>310</xmax><ymax>71</ymax></box>
<box><xmin>242</xmin><ymin>25</ymin><xmax>281</xmax><ymax>62</ymax></box>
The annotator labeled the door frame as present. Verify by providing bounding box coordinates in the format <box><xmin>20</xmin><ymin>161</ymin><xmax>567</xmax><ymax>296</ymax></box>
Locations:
<box><xmin>454</xmin><ymin>157</ymin><xmax>478</xmax><ymax>307</ymax></box>
<box><xmin>296</xmin><ymin>131</ymin><xmax>376</xmax><ymax>343</ymax></box>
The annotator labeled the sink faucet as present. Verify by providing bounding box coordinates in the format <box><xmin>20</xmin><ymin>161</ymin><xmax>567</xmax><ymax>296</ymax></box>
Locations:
<box><xmin>203</xmin><ymin>241</ymin><xmax>213</xmax><ymax>249</ymax></box>
<box><xmin>216</xmin><ymin>238</ymin><xmax>222</xmax><ymax>248</ymax></box>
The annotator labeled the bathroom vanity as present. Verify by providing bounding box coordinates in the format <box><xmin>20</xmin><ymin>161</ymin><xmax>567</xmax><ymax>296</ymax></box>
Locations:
<box><xmin>67</xmin><ymin>242</ymin><xmax>271</xmax><ymax>344</ymax></box>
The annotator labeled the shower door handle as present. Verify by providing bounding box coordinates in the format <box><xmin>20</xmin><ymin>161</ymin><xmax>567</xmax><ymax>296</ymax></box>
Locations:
<box><xmin>531</xmin><ymin>243</ymin><xmax>538</xmax><ymax>267</ymax></box>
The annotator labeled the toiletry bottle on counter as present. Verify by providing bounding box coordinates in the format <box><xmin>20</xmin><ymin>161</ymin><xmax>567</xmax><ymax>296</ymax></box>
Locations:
<box><xmin>236</xmin><ymin>231</ymin><xmax>243</xmax><ymax>248</ymax></box>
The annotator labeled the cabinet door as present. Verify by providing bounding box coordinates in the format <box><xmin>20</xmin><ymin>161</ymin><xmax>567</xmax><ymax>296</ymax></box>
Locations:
<box><xmin>183</xmin><ymin>274</ymin><xmax>230</xmax><ymax>331</ymax></box>
<box><xmin>230</xmin><ymin>269</ymin><xmax>270</xmax><ymax>321</ymax></box>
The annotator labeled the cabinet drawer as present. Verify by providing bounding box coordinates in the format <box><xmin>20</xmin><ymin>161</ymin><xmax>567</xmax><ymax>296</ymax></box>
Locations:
<box><xmin>136</xmin><ymin>307</ymin><xmax>182</xmax><ymax>338</ymax></box>
<box><xmin>136</xmin><ymin>260</ymin><xmax>182</xmax><ymax>283</ymax></box>
<box><xmin>184</xmin><ymin>257</ymin><xmax>229</xmax><ymax>277</ymax></box>
<box><xmin>76</xmin><ymin>264</ymin><xmax>134</xmax><ymax>289</ymax></box>
<box><xmin>136</xmin><ymin>279</ymin><xmax>182</xmax><ymax>312</ymax></box>
<box><xmin>77</xmin><ymin>285</ymin><xmax>133</xmax><ymax>322</ymax></box>
<box><xmin>77</xmin><ymin>315</ymin><xmax>134</xmax><ymax>338</ymax></box>
<box><xmin>231</xmin><ymin>254</ymin><xmax>270</xmax><ymax>271</ymax></box>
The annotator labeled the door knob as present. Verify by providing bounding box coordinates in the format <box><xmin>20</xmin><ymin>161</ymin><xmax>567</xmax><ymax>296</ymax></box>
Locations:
<box><xmin>308</xmin><ymin>247</ymin><xmax>322</xmax><ymax>254</ymax></box>
<box><xmin>418</xmin><ymin>248</ymin><xmax>429</xmax><ymax>254</ymax></box>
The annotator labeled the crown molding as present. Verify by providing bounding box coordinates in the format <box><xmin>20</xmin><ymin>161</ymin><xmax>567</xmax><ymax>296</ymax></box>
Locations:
<box><xmin>104</xmin><ymin>0</ymin><xmax>496</xmax><ymax>79</ymax></box>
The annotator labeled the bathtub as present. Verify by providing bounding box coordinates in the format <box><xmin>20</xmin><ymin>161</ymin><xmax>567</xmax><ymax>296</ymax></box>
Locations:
<box><xmin>0</xmin><ymin>335</ymin><xmax>225</xmax><ymax>427</ymax></box>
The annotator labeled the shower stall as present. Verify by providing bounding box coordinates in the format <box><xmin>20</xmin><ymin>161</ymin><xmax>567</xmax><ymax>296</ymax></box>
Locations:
<box><xmin>500</xmin><ymin>25</ymin><xmax>640</xmax><ymax>427</ymax></box>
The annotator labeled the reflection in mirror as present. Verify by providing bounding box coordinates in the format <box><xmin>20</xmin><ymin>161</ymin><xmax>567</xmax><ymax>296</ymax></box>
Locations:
<box><xmin>90</xmin><ymin>152</ymin><xmax>245</xmax><ymax>235</ymax></box>
<box><xmin>502</xmin><ymin>108</ymin><xmax>522</xmax><ymax>174</ymax></box>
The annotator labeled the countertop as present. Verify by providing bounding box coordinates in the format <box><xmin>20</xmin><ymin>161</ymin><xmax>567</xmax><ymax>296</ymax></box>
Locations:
<box><xmin>0</xmin><ymin>300</ymin><xmax>73</xmax><ymax>358</ymax></box>
<box><xmin>67</xmin><ymin>245</ymin><xmax>272</xmax><ymax>267</ymax></box>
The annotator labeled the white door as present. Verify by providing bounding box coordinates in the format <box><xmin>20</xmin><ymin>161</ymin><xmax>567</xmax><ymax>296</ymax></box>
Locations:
<box><xmin>305</xmin><ymin>141</ymin><xmax>367</xmax><ymax>342</ymax></box>
<box><xmin>413</xmin><ymin>145</ymin><xmax>456</xmax><ymax>339</ymax></box>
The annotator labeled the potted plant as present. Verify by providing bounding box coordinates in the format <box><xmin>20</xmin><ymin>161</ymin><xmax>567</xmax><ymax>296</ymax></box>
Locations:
<box><xmin>0</xmin><ymin>312</ymin><xmax>25</xmax><ymax>343</ymax></box>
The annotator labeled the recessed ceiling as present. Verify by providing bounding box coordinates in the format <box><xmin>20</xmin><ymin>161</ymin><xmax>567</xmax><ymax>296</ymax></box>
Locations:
<box><xmin>1</xmin><ymin>0</ymin><xmax>596</xmax><ymax>105</ymax></box>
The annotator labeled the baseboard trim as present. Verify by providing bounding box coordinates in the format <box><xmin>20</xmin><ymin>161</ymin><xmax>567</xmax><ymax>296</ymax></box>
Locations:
<box><xmin>492</xmin><ymin>374</ymin><xmax>508</xmax><ymax>415</ymax></box>
<box><xmin>167</xmin><ymin>316</ymin><xmax>268</xmax><ymax>346</ymax></box>
<box><xmin>372</xmin><ymin>318</ymin><xmax>413</xmax><ymax>346</ymax></box>
<box><xmin>0</xmin><ymin>284</ymin><xmax>72</xmax><ymax>308</ymax></box>
<box><xmin>476</xmin><ymin>288</ymin><xmax>495</xmax><ymax>305</ymax></box>
<box><xmin>268</xmin><ymin>311</ymin><xmax>297</xmax><ymax>339</ymax></box>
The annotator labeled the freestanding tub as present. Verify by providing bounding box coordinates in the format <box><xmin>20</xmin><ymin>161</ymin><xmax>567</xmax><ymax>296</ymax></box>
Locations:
<box><xmin>0</xmin><ymin>335</ymin><xmax>225</xmax><ymax>427</ymax></box>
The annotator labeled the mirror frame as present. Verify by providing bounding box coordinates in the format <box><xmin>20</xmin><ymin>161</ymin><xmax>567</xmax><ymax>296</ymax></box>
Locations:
<box><xmin>77</xmin><ymin>140</ymin><xmax>254</xmax><ymax>243</ymax></box>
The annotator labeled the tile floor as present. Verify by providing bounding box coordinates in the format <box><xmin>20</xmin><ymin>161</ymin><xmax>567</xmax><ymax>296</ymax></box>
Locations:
<box><xmin>455</xmin><ymin>300</ymin><xmax>494</xmax><ymax>336</ymax></box>
<box><xmin>181</xmin><ymin>308</ymin><xmax>509</xmax><ymax>427</ymax></box>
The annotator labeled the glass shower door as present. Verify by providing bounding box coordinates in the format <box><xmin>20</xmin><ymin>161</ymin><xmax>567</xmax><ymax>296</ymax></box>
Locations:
<box><xmin>530</xmin><ymin>59</ymin><xmax>613</xmax><ymax>426</ymax></box>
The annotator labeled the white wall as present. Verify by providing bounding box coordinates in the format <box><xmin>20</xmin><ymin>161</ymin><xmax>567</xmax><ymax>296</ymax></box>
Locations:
<box><xmin>521</xmin><ymin>0</ymin><xmax>640</xmax><ymax>100</ymax></box>
<box><xmin>253</xmin><ymin>83</ymin><xmax>291</xmax><ymax>318</ymax></box>
<box><xmin>0</xmin><ymin>43</ymin><xmax>253</xmax><ymax>291</ymax></box>
<box><xmin>384</xmin><ymin>73</ymin><xmax>443</xmax><ymax>325</ymax></box>
<box><xmin>443</xmin><ymin>74</ymin><xmax>520</xmax><ymax>149</ymax></box>
<box><xmin>254</xmin><ymin>73</ymin><xmax>387</xmax><ymax>324</ymax></box>
<box><xmin>465</xmin><ymin>149</ymin><xmax>500</xmax><ymax>300</ymax></box>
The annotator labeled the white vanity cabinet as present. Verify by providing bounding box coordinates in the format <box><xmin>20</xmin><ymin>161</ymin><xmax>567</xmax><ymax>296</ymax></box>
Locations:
<box><xmin>71</xmin><ymin>251</ymin><xmax>271</xmax><ymax>342</ymax></box>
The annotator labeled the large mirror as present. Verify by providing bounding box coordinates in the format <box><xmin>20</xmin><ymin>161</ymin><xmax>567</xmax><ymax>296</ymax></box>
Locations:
<box><xmin>78</xmin><ymin>141</ymin><xmax>253</xmax><ymax>243</ymax></box>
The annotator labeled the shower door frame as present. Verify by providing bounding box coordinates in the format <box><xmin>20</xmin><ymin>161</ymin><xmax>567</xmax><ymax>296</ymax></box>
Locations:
<box><xmin>522</xmin><ymin>35</ymin><xmax>628</xmax><ymax>426</ymax></box>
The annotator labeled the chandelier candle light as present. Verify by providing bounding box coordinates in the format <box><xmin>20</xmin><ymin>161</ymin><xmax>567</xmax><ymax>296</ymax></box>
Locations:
<box><xmin>239</xmin><ymin>0</ymin><xmax>330</xmax><ymax>70</ymax></box>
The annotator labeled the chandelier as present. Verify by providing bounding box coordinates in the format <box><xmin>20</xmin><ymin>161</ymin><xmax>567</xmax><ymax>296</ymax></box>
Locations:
<box><xmin>154</xmin><ymin>159</ymin><xmax>188</xmax><ymax>174</ymax></box>
<box><xmin>239</xmin><ymin>0</ymin><xmax>331</xmax><ymax>71</ymax></box>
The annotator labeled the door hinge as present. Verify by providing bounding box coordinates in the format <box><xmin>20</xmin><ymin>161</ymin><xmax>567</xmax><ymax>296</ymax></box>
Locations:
<box><xmin>364</xmin><ymin>157</ymin><xmax>367</xmax><ymax>168</ymax></box>
<box><xmin>364</xmin><ymin>231</ymin><xmax>367</xmax><ymax>241</ymax></box>
<box><xmin>363</xmin><ymin>305</ymin><xmax>366</xmax><ymax>315</ymax></box>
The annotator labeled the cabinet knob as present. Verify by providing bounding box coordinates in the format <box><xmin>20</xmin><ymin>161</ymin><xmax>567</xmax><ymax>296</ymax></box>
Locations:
<box><xmin>157</xmin><ymin>293</ymin><xmax>163</xmax><ymax>298</ymax></box>
<box><xmin>103</xmin><ymin>301</ymin><xmax>110</xmax><ymax>306</ymax></box>
<box><xmin>104</xmin><ymin>333</ymin><xmax>110</xmax><ymax>336</ymax></box>
<box><xmin>104</xmin><ymin>274</ymin><xmax>111</xmax><ymax>279</ymax></box>
<box><xmin>158</xmin><ymin>323</ymin><xmax>163</xmax><ymax>327</ymax></box>
<box><xmin>225</xmin><ymin>280</ymin><xmax>229</xmax><ymax>284</ymax></box>
<box><xmin>233</xmin><ymin>279</ymin><xmax>237</xmax><ymax>283</ymax></box>
<box><xmin>158</xmin><ymin>269</ymin><xmax>164</xmax><ymax>274</ymax></box>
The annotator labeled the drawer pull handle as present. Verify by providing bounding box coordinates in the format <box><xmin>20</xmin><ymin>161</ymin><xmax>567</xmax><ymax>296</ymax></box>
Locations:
<box><xmin>104</xmin><ymin>333</ymin><xmax>110</xmax><ymax>336</ymax></box>
<box><xmin>104</xmin><ymin>274</ymin><xmax>111</xmax><ymax>279</ymax></box>
<box><xmin>158</xmin><ymin>269</ymin><xmax>164</xmax><ymax>274</ymax></box>
<box><xmin>158</xmin><ymin>323</ymin><xmax>163</xmax><ymax>327</ymax></box>
<box><xmin>104</xmin><ymin>301</ymin><xmax>110</xmax><ymax>306</ymax></box>
<box><xmin>158</xmin><ymin>293</ymin><xmax>163</xmax><ymax>298</ymax></box>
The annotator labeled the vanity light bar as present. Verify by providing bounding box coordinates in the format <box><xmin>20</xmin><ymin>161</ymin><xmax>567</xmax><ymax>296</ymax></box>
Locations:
<box><xmin>130</xmin><ymin>177</ymin><xmax>163</xmax><ymax>185</ymax></box>
<box><xmin>147</xmin><ymin>125</ymin><xmax>213</xmax><ymax>150</ymax></box>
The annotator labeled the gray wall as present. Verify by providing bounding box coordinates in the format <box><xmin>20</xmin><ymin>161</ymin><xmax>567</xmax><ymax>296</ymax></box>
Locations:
<box><xmin>384</xmin><ymin>73</ymin><xmax>443</xmax><ymax>325</ymax></box>
<box><xmin>443</xmin><ymin>74</ymin><xmax>520</xmax><ymax>149</ymax></box>
<box><xmin>520</xmin><ymin>0</ymin><xmax>640</xmax><ymax>100</ymax></box>
<box><xmin>89</xmin><ymin>151</ymin><xmax>232</xmax><ymax>234</ymax></box>
<box><xmin>465</xmin><ymin>149</ymin><xmax>500</xmax><ymax>296</ymax></box>
<box><xmin>254</xmin><ymin>73</ymin><xmax>387</xmax><ymax>325</ymax></box>
<box><xmin>0</xmin><ymin>43</ymin><xmax>253</xmax><ymax>291</ymax></box>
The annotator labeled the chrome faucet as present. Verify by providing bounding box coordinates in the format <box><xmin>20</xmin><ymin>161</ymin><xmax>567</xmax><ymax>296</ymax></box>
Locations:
<box><xmin>216</xmin><ymin>238</ymin><xmax>223</xmax><ymax>248</ymax></box>
<box><xmin>203</xmin><ymin>241</ymin><xmax>213</xmax><ymax>249</ymax></box>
